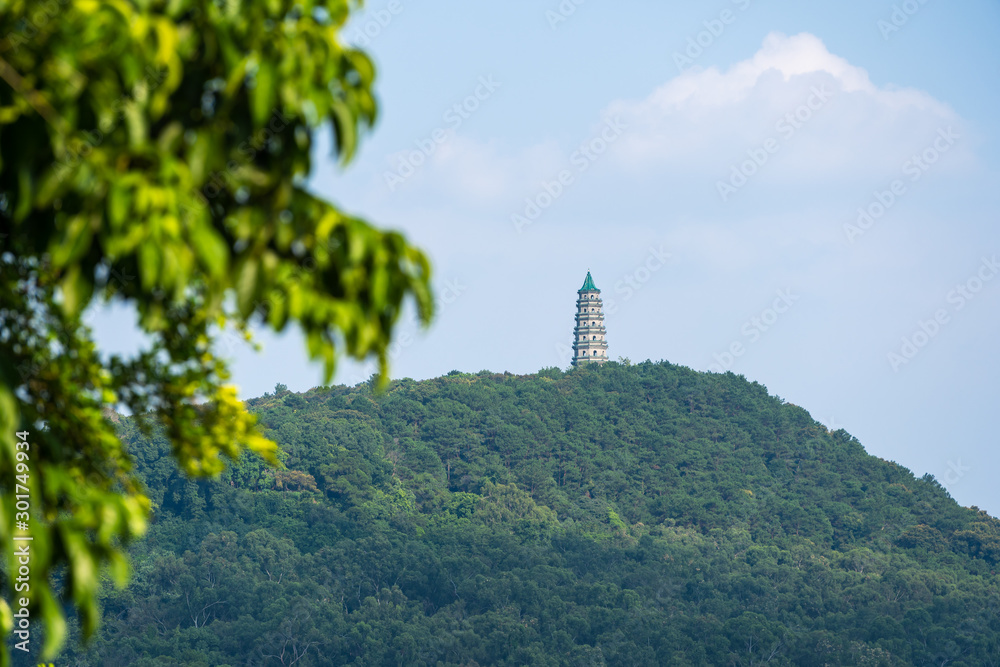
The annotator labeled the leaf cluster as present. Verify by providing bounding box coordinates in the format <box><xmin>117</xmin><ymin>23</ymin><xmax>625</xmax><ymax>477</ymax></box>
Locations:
<box><xmin>0</xmin><ymin>1</ymin><xmax>431</xmax><ymax>660</ymax></box>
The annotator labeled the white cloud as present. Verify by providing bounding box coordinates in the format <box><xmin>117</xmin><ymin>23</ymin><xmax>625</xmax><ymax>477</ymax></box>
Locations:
<box><xmin>392</xmin><ymin>32</ymin><xmax>969</xmax><ymax>207</ymax></box>
<box><xmin>382</xmin><ymin>133</ymin><xmax>564</xmax><ymax>203</ymax></box>
<box><xmin>605</xmin><ymin>32</ymin><xmax>965</xmax><ymax>181</ymax></box>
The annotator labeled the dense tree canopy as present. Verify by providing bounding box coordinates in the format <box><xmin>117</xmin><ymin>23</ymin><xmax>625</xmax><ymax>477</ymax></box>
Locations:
<box><xmin>0</xmin><ymin>0</ymin><xmax>431</xmax><ymax>660</ymax></box>
<box><xmin>48</xmin><ymin>362</ymin><xmax>1000</xmax><ymax>665</ymax></box>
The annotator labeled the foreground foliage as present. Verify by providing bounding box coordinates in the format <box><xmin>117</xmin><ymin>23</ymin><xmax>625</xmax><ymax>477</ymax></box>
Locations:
<box><xmin>0</xmin><ymin>0</ymin><xmax>430</xmax><ymax>658</ymax></box>
<box><xmin>54</xmin><ymin>362</ymin><xmax>1000</xmax><ymax>665</ymax></box>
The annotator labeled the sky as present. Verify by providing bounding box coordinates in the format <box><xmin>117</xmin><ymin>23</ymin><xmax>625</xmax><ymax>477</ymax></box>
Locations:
<box><xmin>93</xmin><ymin>1</ymin><xmax>1000</xmax><ymax>514</ymax></box>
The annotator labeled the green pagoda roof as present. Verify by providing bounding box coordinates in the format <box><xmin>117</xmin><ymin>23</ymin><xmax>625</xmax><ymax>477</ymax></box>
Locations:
<box><xmin>578</xmin><ymin>271</ymin><xmax>600</xmax><ymax>293</ymax></box>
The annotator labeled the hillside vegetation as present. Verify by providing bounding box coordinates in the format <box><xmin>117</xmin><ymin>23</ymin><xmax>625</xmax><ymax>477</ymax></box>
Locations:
<box><xmin>62</xmin><ymin>361</ymin><xmax>1000</xmax><ymax>665</ymax></box>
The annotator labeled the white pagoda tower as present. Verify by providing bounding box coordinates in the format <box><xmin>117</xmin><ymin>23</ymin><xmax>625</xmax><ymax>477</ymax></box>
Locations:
<box><xmin>572</xmin><ymin>271</ymin><xmax>609</xmax><ymax>366</ymax></box>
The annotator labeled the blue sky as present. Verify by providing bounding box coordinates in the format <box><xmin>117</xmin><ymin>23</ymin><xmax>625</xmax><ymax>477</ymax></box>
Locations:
<box><xmin>93</xmin><ymin>1</ymin><xmax>1000</xmax><ymax>513</ymax></box>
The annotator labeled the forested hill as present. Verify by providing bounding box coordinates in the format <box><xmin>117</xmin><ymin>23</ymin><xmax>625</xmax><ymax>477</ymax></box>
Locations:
<box><xmin>66</xmin><ymin>361</ymin><xmax>1000</xmax><ymax>665</ymax></box>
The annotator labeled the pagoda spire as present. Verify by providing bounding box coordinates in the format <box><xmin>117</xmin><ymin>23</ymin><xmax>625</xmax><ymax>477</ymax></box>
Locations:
<box><xmin>571</xmin><ymin>272</ymin><xmax>608</xmax><ymax>366</ymax></box>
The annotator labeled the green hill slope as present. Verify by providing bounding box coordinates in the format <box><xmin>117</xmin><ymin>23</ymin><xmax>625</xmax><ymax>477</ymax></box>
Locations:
<box><xmin>65</xmin><ymin>361</ymin><xmax>1000</xmax><ymax>665</ymax></box>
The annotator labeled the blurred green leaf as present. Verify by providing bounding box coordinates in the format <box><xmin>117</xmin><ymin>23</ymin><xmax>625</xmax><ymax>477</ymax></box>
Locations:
<box><xmin>252</xmin><ymin>59</ymin><xmax>276</xmax><ymax>128</ymax></box>
<box><xmin>0</xmin><ymin>0</ymin><xmax>432</xmax><ymax>660</ymax></box>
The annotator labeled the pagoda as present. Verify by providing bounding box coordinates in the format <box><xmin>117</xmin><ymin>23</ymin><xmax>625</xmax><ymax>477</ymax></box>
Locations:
<box><xmin>572</xmin><ymin>271</ymin><xmax>609</xmax><ymax>366</ymax></box>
